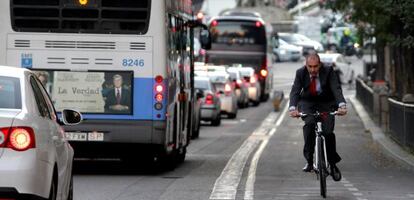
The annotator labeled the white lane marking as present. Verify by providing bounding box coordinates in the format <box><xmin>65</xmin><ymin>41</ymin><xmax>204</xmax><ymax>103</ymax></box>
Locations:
<box><xmin>244</xmin><ymin>104</ymin><xmax>289</xmax><ymax>200</ymax></box>
<box><xmin>341</xmin><ymin>177</ymin><xmax>368</xmax><ymax>199</ymax></box>
<box><xmin>209</xmin><ymin>139</ymin><xmax>259</xmax><ymax>200</ymax></box>
<box><xmin>209</xmin><ymin>104</ymin><xmax>287</xmax><ymax>200</ymax></box>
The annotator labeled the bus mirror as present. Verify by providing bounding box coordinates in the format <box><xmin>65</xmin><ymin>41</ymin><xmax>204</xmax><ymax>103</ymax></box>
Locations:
<box><xmin>200</xmin><ymin>29</ymin><xmax>212</xmax><ymax>50</ymax></box>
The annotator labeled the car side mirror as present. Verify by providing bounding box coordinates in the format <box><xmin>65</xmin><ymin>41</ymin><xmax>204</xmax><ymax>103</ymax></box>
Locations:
<box><xmin>61</xmin><ymin>109</ymin><xmax>82</xmax><ymax>125</ymax></box>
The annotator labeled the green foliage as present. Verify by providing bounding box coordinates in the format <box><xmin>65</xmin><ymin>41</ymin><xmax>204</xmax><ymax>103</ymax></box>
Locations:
<box><xmin>328</xmin><ymin>0</ymin><xmax>414</xmax><ymax>47</ymax></box>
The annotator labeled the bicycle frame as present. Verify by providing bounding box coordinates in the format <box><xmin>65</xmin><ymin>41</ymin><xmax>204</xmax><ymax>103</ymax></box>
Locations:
<box><xmin>315</xmin><ymin>121</ymin><xmax>329</xmax><ymax>172</ymax></box>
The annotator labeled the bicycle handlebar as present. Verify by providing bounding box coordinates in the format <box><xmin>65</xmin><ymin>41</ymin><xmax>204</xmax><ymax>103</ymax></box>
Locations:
<box><xmin>299</xmin><ymin>111</ymin><xmax>337</xmax><ymax>117</ymax></box>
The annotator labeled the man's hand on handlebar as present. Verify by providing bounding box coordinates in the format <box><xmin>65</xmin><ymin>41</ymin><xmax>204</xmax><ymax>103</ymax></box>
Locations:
<box><xmin>336</xmin><ymin>107</ymin><xmax>347</xmax><ymax>116</ymax></box>
<box><xmin>289</xmin><ymin>110</ymin><xmax>300</xmax><ymax>118</ymax></box>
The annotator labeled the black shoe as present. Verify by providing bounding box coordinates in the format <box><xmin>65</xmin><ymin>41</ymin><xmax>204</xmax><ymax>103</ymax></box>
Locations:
<box><xmin>330</xmin><ymin>164</ymin><xmax>342</xmax><ymax>181</ymax></box>
<box><xmin>302</xmin><ymin>163</ymin><xmax>313</xmax><ymax>172</ymax></box>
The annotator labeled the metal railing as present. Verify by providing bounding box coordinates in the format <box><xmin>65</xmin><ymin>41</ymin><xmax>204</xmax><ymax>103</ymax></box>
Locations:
<box><xmin>356</xmin><ymin>78</ymin><xmax>374</xmax><ymax>115</ymax></box>
<box><xmin>388</xmin><ymin>98</ymin><xmax>414</xmax><ymax>150</ymax></box>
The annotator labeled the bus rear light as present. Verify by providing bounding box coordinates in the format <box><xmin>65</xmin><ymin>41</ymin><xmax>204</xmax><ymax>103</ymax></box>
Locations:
<box><xmin>155</xmin><ymin>94</ymin><xmax>163</xmax><ymax>102</ymax></box>
<box><xmin>155</xmin><ymin>85</ymin><xmax>164</xmax><ymax>93</ymax></box>
<box><xmin>260</xmin><ymin>69</ymin><xmax>268</xmax><ymax>77</ymax></box>
<box><xmin>155</xmin><ymin>75</ymin><xmax>163</xmax><ymax>83</ymax></box>
<box><xmin>0</xmin><ymin>127</ymin><xmax>35</xmax><ymax>151</ymax></box>
<box><xmin>154</xmin><ymin>103</ymin><xmax>163</xmax><ymax>110</ymax></box>
<box><xmin>205</xmin><ymin>94</ymin><xmax>214</xmax><ymax>105</ymax></box>
<box><xmin>211</xmin><ymin>20</ymin><xmax>218</xmax><ymax>27</ymax></box>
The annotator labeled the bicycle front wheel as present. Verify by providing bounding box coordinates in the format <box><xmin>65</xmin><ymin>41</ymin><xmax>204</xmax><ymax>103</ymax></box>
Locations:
<box><xmin>318</xmin><ymin>137</ymin><xmax>327</xmax><ymax>198</ymax></box>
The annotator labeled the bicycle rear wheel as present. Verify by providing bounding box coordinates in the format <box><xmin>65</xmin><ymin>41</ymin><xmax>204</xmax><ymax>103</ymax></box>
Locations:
<box><xmin>318</xmin><ymin>137</ymin><xmax>327</xmax><ymax>198</ymax></box>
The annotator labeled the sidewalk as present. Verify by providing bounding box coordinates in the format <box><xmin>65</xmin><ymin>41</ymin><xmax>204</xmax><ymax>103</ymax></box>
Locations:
<box><xmin>350</xmin><ymin>96</ymin><xmax>414</xmax><ymax>168</ymax></box>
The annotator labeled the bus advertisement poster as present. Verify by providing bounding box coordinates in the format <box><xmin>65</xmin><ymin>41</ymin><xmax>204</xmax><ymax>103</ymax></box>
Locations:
<box><xmin>34</xmin><ymin>70</ymin><xmax>133</xmax><ymax>114</ymax></box>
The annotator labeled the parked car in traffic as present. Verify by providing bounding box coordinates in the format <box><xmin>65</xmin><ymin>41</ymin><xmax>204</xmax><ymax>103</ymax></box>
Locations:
<box><xmin>273</xmin><ymin>38</ymin><xmax>303</xmax><ymax>62</ymax></box>
<box><xmin>227</xmin><ymin>67</ymin><xmax>249</xmax><ymax>108</ymax></box>
<box><xmin>319</xmin><ymin>53</ymin><xmax>355</xmax><ymax>84</ymax></box>
<box><xmin>238</xmin><ymin>67</ymin><xmax>261</xmax><ymax>106</ymax></box>
<box><xmin>208</xmin><ymin>71</ymin><xmax>238</xmax><ymax>119</ymax></box>
<box><xmin>195</xmin><ymin>76</ymin><xmax>221</xmax><ymax>126</ymax></box>
<box><xmin>0</xmin><ymin>66</ymin><xmax>82</xmax><ymax>200</ymax></box>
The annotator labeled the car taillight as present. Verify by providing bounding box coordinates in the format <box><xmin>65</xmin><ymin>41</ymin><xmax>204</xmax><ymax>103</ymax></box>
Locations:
<box><xmin>250</xmin><ymin>76</ymin><xmax>257</xmax><ymax>84</ymax></box>
<box><xmin>0</xmin><ymin>127</ymin><xmax>35</xmax><ymax>151</ymax></box>
<box><xmin>225</xmin><ymin>83</ymin><xmax>232</xmax><ymax>93</ymax></box>
<box><xmin>211</xmin><ymin>20</ymin><xmax>218</xmax><ymax>27</ymax></box>
<box><xmin>260</xmin><ymin>69</ymin><xmax>268</xmax><ymax>77</ymax></box>
<box><xmin>205</xmin><ymin>94</ymin><xmax>214</xmax><ymax>105</ymax></box>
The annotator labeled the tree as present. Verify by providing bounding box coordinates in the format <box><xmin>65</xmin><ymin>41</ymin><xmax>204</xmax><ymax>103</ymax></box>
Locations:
<box><xmin>327</xmin><ymin>0</ymin><xmax>414</xmax><ymax>99</ymax></box>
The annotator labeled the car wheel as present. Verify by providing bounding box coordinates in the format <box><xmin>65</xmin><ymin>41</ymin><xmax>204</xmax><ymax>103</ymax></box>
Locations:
<box><xmin>212</xmin><ymin>115</ymin><xmax>221</xmax><ymax>126</ymax></box>
<box><xmin>228</xmin><ymin>112</ymin><xmax>237</xmax><ymax>119</ymax></box>
<box><xmin>252</xmin><ymin>100</ymin><xmax>260</xmax><ymax>107</ymax></box>
<box><xmin>67</xmin><ymin>174</ymin><xmax>73</xmax><ymax>200</ymax></box>
<box><xmin>49</xmin><ymin>176</ymin><xmax>57</xmax><ymax>200</ymax></box>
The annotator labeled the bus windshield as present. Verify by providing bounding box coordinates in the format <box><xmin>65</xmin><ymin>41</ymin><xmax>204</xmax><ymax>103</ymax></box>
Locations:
<box><xmin>210</xmin><ymin>20</ymin><xmax>266</xmax><ymax>45</ymax></box>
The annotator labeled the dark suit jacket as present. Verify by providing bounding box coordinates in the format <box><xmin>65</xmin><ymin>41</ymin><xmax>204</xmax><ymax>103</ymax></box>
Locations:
<box><xmin>104</xmin><ymin>88</ymin><xmax>131</xmax><ymax>111</ymax></box>
<box><xmin>289</xmin><ymin>65</ymin><xmax>345</xmax><ymax>111</ymax></box>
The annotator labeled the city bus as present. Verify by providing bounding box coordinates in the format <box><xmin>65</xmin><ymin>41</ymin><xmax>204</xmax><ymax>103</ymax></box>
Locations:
<box><xmin>0</xmin><ymin>0</ymin><xmax>209</xmax><ymax>166</ymax></box>
<box><xmin>206</xmin><ymin>13</ymin><xmax>276</xmax><ymax>101</ymax></box>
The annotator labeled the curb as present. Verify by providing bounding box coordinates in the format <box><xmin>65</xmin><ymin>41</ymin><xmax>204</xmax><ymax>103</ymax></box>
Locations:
<box><xmin>349</xmin><ymin>97</ymin><xmax>414</xmax><ymax>168</ymax></box>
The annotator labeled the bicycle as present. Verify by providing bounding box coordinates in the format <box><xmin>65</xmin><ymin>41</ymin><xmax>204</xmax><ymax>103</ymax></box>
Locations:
<box><xmin>300</xmin><ymin>111</ymin><xmax>337</xmax><ymax>198</ymax></box>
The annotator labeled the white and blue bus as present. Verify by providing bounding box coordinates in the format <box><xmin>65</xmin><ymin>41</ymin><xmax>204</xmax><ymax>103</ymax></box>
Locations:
<box><xmin>0</xmin><ymin>0</ymin><xmax>209</xmax><ymax>165</ymax></box>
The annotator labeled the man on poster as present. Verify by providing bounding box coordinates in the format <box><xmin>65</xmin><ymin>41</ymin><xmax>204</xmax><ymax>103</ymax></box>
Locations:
<box><xmin>105</xmin><ymin>74</ymin><xmax>131</xmax><ymax>113</ymax></box>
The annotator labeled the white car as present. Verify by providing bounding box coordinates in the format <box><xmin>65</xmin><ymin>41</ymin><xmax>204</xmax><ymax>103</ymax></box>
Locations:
<box><xmin>319</xmin><ymin>53</ymin><xmax>355</xmax><ymax>84</ymax></box>
<box><xmin>0</xmin><ymin>66</ymin><xmax>82</xmax><ymax>200</ymax></box>
<box><xmin>273</xmin><ymin>39</ymin><xmax>303</xmax><ymax>62</ymax></box>
<box><xmin>279</xmin><ymin>32</ymin><xmax>324</xmax><ymax>55</ymax></box>
<box><xmin>238</xmin><ymin>67</ymin><xmax>261</xmax><ymax>106</ymax></box>
<box><xmin>208</xmin><ymin>71</ymin><xmax>238</xmax><ymax>119</ymax></box>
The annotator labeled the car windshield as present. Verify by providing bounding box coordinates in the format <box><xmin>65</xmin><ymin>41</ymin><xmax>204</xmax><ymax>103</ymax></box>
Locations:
<box><xmin>209</xmin><ymin>75</ymin><xmax>228</xmax><ymax>84</ymax></box>
<box><xmin>0</xmin><ymin>76</ymin><xmax>22</xmax><ymax>109</ymax></box>
<box><xmin>195</xmin><ymin>79</ymin><xmax>210</xmax><ymax>90</ymax></box>
<box><xmin>239</xmin><ymin>70</ymin><xmax>253</xmax><ymax>77</ymax></box>
<box><xmin>279</xmin><ymin>34</ymin><xmax>301</xmax><ymax>43</ymax></box>
<box><xmin>279</xmin><ymin>39</ymin><xmax>288</xmax><ymax>45</ymax></box>
<box><xmin>228</xmin><ymin>72</ymin><xmax>238</xmax><ymax>80</ymax></box>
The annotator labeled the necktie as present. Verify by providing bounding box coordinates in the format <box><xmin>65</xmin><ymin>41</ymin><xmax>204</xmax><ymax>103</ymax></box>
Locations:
<box><xmin>310</xmin><ymin>76</ymin><xmax>317</xmax><ymax>96</ymax></box>
<box><xmin>116</xmin><ymin>89</ymin><xmax>121</xmax><ymax>104</ymax></box>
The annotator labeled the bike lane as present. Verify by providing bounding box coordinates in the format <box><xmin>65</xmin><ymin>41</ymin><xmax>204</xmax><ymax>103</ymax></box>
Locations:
<box><xmin>251</xmin><ymin>101</ymin><xmax>414</xmax><ymax>200</ymax></box>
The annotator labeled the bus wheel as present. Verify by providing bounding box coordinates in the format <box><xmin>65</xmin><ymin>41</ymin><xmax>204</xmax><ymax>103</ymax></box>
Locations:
<box><xmin>176</xmin><ymin>146</ymin><xmax>187</xmax><ymax>164</ymax></box>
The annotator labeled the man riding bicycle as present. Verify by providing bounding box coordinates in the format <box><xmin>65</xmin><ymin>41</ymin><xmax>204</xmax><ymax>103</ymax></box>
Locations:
<box><xmin>289</xmin><ymin>53</ymin><xmax>347</xmax><ymax>181</ymax></box>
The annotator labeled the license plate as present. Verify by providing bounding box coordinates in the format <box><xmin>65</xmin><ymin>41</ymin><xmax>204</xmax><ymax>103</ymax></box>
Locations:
<box><xmin>65</xmin><ymin>132</ymin><xmax>87</xmax><ymax>141</ymax></box>
<box><xmin>88</xmin><ymin>132</ymin><xmax>104</xmax><ymax>141</ymax></box>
